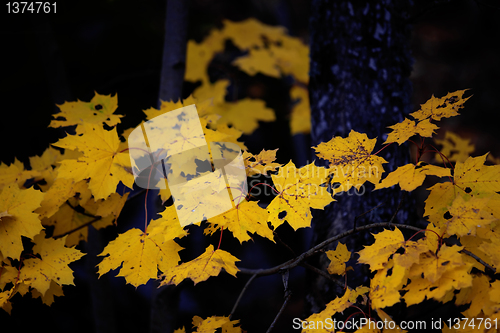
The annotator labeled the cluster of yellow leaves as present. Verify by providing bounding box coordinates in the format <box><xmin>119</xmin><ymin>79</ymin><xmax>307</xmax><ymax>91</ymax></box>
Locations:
<box><xmin>185</xmin><ymin>18</ymin><xmax>310</xmax><ymax>135</ymax></box>
<box><xmin>174</xmin><ymin>315</ymin><xmax>242</xmax><ymax>333</ymax></box>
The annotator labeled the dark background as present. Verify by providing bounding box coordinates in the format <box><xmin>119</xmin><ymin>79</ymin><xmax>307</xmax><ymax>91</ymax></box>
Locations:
<box><xmin>1</xmin><ymin>0</ymin><xmax>500</xmax><ymax>332</ymax></box>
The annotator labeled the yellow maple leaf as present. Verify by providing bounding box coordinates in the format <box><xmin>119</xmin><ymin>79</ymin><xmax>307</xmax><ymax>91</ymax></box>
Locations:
<box><xmin>384</xmin><ymin>118</ymin><xmax>439</xmax><ymax>145</ymax></box>
<box><xmin>192</xmin><ymin>80</ymin><xmax>229</xmax><ymax>106</ymax></box>
<box><xmin>147</xmin><ymin>205</ymin><xmax>188</xmax><ymax>242</ymax></box>
<box><xmin>478</xmin><ymin>236</ymin><xmax>500</xmax><ymax>269</ymax></box>
<box><xmin>0</xmin><ymin>184</ymin><xmax>44</xmax><ymax>259</ymax></box>
<box><xmin>290</xmin><ymin>85</ymin><xmax>311</xmax><ymax>135</ymax></box>
<box><xmin>0</xmin><ymin>158</ymin><xmax>40</xmax><ymax>191</ymax></box>
<box><xmin>53</xmin><ymin>123</ymin><xmax>134</xmax><ymax>199</ymax></box>
<box><xmin>211</xmin><ymin>98</ymin><xmax>275</xmax><ymax>135</ymax></box>
<box><xmin>270</xmin><ymin>36</ymin><xmax>309</xmax><ymax>83</ymax></box>
<box><xmin>435</xmin><ymin>131</ymin><xmax>475</xmax><ymax>163</ymax></box>
<box><xmin>160</xmin><ymin>244</ymin><xmax>239</xmax><ymax>286</ymax></box>
<box><xmin>375</xmin><ymin>162</ymin><xmax>451</xmax><ymax>192</ymax></box>
<box><xmin>243</xmin><ymin>149</ymin><xmax>281</xmax><ymax>176</ymax></box>
<box><xmin>222</xmin><ymin>18</ymin><xmax>286</xmax><ymax>50</ymax></box>
<box><xmin>369</xmin><ymin>261</ymin><xmax>407</xmax><ymax>309</ymax></box>
<box><xmin>301</xmin><ymin>288</ymin><xmax>351</xmax><ymax>333</ymax></box>
<box><xmin>185</xmin><ymin>29</ymin><xmax>226</xmax><ymax>84</ymax></box>
<box><xmin>431</xmin><ymin>196</ymin><xmax>496</xmax><ymax>237</ymax></box>
<box><xmin>49</xmin><ymin>92</ymin><xmax>122</xmax><ymax>133</ymax></box>
<box><xmin>357</xmin><ymin>228</ymin><xmax>405</xmax><ymax>272</ymax></box>
<box><xmin>410</xmin><ymin>90</ymin><xmax>470</xmax><ymax>121</ymax></box>
<box><xmin>191</xmin><ymin>315</ymin><xmax>241</xmax><ymax>333</ymax></box>
<box><xmin>267</xmin><ymin>161</ymin><xmax>333</xmax><ymax>230</ymax></box>
<box><xmin>206</xmin><ymin>200</ymin><xmax>274</xmax><ymax>243</ymax></box>
<box><xmin>31</xmin><ymin>280</ymin><xmax>64</xmax><ymax>306</ymax></box>
<box><xmin>232</xmin><ymin>48</ymin><xmax>281</xmax><ymax>78</ymax></box>
<box><xmin>97</xmin><ymin>218</ymin><xmax>182</xmax><ymax>287</ymax></box>
<box><xmin>424</xmin><ymin>154</ymin><xmax>500</xmax><ymax>224</ymax></box>
<box><xmin>326</xmin><ymin>242</ymin><xmax>351</xmax><ymax>275</ymax></box>
<box><xmin>403</xmin><ymin>245</ymin><xmax>473</xmax><ymax>305</ymax></box>
<box><xmin>314</xmin><ymin>130</ymin><xmax>387</xmax><ymax>194</ymax></box>
<box><xmin>20</xmin><ymin>231</ymin><xmax>84</xmax><ymax>296</ymax></box>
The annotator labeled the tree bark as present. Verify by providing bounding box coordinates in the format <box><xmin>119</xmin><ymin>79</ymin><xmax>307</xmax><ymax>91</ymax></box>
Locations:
<box><xmin>308</xmin><ymin>0</ymin><xmax>414</xmax><ymax>313</ymax></box>
<box><xmin>150</xmin><ymin>0</ymin><xmax>189</xmax><ymax>332</ymax></box>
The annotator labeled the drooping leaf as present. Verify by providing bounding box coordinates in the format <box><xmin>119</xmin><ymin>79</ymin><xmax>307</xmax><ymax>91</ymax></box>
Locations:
<box><xmin>326</xmin><ymin>242</ymin><xmax>351</xmax><ymax>275</ymax></box>
<box><xmin>314</xmin><ymin>130</ymin><xmax>387</xmax><ymax>194</ymax></box>
<box><xmin>160</xmin><ymin>245</ymin><xmax>239</xmax><ymax>286</ymax></box>
<box><xmin>375</xmin><ymin>162</ymin><xmax>451</xmax><ymax>192</ymax></box>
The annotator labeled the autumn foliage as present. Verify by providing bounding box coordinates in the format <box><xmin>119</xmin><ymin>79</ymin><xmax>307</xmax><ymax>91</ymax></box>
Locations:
<box><xmin>2</xmin><ymin>18</ymin><xmax>500</xmax><ymax>333</ymax></box>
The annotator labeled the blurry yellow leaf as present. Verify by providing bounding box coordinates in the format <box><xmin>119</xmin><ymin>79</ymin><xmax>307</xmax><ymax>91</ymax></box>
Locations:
<box><xmin>222</xmin><ymin>18</ymin><xmax>286</xmax><ymax>50</ymax></box>
<box><xmin>233</xmin><ymin>48</ymin><xmax>281</xmax><ymax>78</ymax></box>
<box><xmin>435</xmin><ymin>131</ymin><xmax>475</xmax><ymax>163</ymax></box>
<box><xmin>290</xmin><ymin>85</ymin><xmax>311</xmax><ymax>135</ymax></box>
<box><xmin>0</xmin><ymin>158</ymin><xmax>39</xmax><ymax>191</ymax></box>
<box><xmin>212</xmin><ymin>99</ymin><xmax>275</xmax><ymax>134</ymax></box>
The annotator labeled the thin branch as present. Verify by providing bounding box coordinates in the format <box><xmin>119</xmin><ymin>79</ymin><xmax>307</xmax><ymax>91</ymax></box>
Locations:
<box><xmin>66</xmin><ymin>200</ymin><xmax>97</xmax><ymax>218</ymax></box>
<box><xmin>266</xmin><ymin>290</ymin><xmax>292</xmax><ymax>333</ymax></box>
<box><xmin>238</xmin><ymin>222</ymin><xmax>422</xmax><ymax>276</ymax></box>
<box><xmin>461</xmin><ymin>248</ymin><xmax>496</xmax><ymax>273</ymax></box>
<box><xmin>389</xmin><ymin>192</ymin><xmax>406</xmax><ymax>224</ymax></box>
<box><xmin>229</xmin><ymin>273</ymin><xmax>258</xmax><ymax>319</ymax></box>
<box><xmin>53</xmin><ymin>216</ymin><xmax>102</xmax><ymax>239</ymax></box>
<box><xmin>300</xmin><ymin>262</ymin><xmax>347</xmax><ymax>290</ymax></box>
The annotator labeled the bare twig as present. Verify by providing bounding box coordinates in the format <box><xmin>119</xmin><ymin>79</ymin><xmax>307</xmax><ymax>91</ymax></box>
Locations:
<box><xmin>461</xmin><ymin>248</ymin><xmax>496</xmax><ymax>273</ymax></box>
<box><xmin>238</xmin><ymin>222</ymin><xmax>422</xmax><ymax>276</ymax></box>
<box><xmin>266</xmin><ymin>290</ymin><xmax>292</xmax><ymax>333</ymax></box>
<box><xmin>65</xmin><ymin>200</ymin><xmax>97</xmax><ymax>218</ymax></box>
<box><xmin>229</xmin><ymin>273</ymin><xmax>258</xmax><ymax>319</ymax></box>
<box><xmin>53</xmin><ymin>216</ymin><xmax>102</xmax><ymax>239</ymax></box>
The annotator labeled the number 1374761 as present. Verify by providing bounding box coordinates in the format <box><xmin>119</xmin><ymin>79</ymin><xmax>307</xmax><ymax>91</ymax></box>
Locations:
<box><xmin>6</xmin><ymin>2</ymin><xmax>56</xmax><ymax>14</ymax></box>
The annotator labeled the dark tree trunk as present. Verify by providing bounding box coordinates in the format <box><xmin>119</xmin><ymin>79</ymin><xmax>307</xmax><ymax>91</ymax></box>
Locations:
<box><xmin>150</xmin><ymin>0</ymin><xmax>189</xmax><ymax>332</ymax></box>
<box><xmin>308</xmin><ymin>0</ymin><xmax>415</xmax><ymax>312</ymax></box>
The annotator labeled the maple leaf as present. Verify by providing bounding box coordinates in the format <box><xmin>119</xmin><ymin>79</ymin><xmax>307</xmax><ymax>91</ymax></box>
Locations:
<box><xmin>0</xmin><ymin>158</ymin><xmax>40</xmax><ymax>190</ymax></box>
<box><xmin>267</xmin><ymin>161</ymin><xmax>333</xmax><ymax>230</ymax></box>
<box><xmin>97</xmin><ymin>218</ymin><xmax>182</xmax><ymax>287</ymax></box>
<box><xmin>326</xmin><ymin>242</ymin><xmax>351</xmax><ymax>275</ymax></box>
<box><xmin>53</xmin><ymin>123</ymin><xmax>134</xmax><ymax>199</ymax></box>
<box><xmin>210</xmin><ymin>98</ymin><xmax>275</xmax><ymax>134</ymax></box>
<box><xmin>185</xmin><ymin>29</ymin><xmax>225</xmax><ymax>84</ymax></box>
<box><xmin>403</xmin><ymin>245</ymin><xmax>473</xmax><ymax>305</ymax></box>
<box><xmin>206</xmin><ymin>200</ymin><xmax>274</xmax><ymax>243</ymax></box>
<box><xmin>289</xmin><ymin>85</ymin><xmax>311</xmax><ymax>135</ymax></box>
<box><xmin>49</xmin><ymin>92</ymin><xmax>122</xmax><ymax>133</ymax></box>
<box><xmin>0</xmin><ymin>184</ymin><xmax>44</xmax><ymax>259</ymax></box>
<box><xmin>430</xmin><ymin>196</ymin><xmax>496</xmax><ymax>237</ymax></box>
<box><xmin>384</xmin><ymin>118</ymin><xmax>439</xmax><ymax>145</ymax></box>
<box><xmin>435</xmin><ymin>131</ymin><xmax>475</xmax><ymax>163</ymax></box>
<box><xmin>369</xmin><ymin>260</ymin><xmax>407</xmax><ymax>309</ymax></box>
<box><xmin>374</xmin><ymin>162</ymin><xmax>451</xmax><ymax>192</ymax></box>
<box><xmin>31</xmin><ymin>281</ymin><xmax>64</xmax><ymax>306</ymax></box>
<box><xmin>20</xmin><ymin>231</ymin><xmax>84</xmax><ymax>296</ymax></box>
<box><xmin>160</xmin><ymin>244</ymin><xmax>239</xmax><ymax>286</ymax></box>
<box><xmin>191</xmin><ymin>315</ymin><xmax>242</xmax><ymax>333</ymax></box>
<box><xmin>424</xmin><ymin>154</ymin><xmax>500</xmax><ymax>223</ymax></box>
<box><xmin>243</xmin><ymin>149</ymin><xmax>281</xmax><ymax>176</ymax></box>
<box><xmin>147</xmin><ymin>205</ymin><xmax>188</xmax><ymax>242</ymax></box>
<box><xmin>301</xmin><ymin>289</ymin><xmax>351</xmax><ymax>333</ymax></box>
<box><xmin>232</xmin><ymin>48</ymin><xmax>281</xmax><ymax>78</ymax></box>
<box><xmin>410</xmin><ymin>90</ymin><xmax>470</xmax><ymax>121</ymax></box>
<box><xmin>270</xmin><ymin>36</ymin><xmax>309</xmax><ymax>83</ymax></box>
<box><xmin>357</xmin><ymin>228</ymin><xmax>405</xmax><ymax>272</ymax></box>
<box><xmin>314</xmin><ymin>130</ymin><xmax>387</xmax><ymax>194</ymax></box>
<box><xmin>222</xmin><ymin>18</ymin><xmax>286</xmax><ymax>50</ymax></box>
